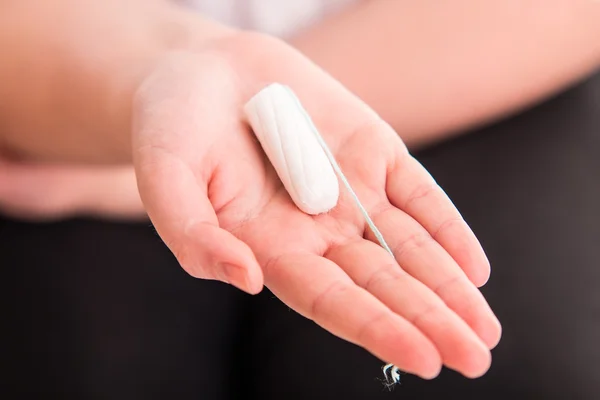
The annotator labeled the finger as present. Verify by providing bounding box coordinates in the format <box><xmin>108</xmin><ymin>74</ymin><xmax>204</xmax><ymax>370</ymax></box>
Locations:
<box><xmin>132</xmin><ymin>56</ymin><xmax>263</xmax><ymax>294</ymax></box>
<box><xmin>367</xmin><ymin>207</ymin><xmax>502</xmax><ymax>350</ymax></box>
<box><xmin>134</xmin><ymin>146</ymin><xmax>263</xmax><ymax>294</ymax></box>
<box><xmin>387</xmin><ymin>151</ymin><xmax>491</xmax><ymax>287</ymax></box>
<box><xmin>263</xmin><ymin>253</ymin><xmax>442</xmax><ymax>379</ymax></box>
<box><xmin>326</xmin><ymin>239</ymin><xmax>491</xmax><ymax>378</ymax></box>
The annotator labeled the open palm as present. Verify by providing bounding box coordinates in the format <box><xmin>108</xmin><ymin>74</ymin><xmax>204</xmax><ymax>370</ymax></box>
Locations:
<box><xmin>132</xmin><ymin>33</ymin><xmax>501</xmax><ymax>380</ymax></box>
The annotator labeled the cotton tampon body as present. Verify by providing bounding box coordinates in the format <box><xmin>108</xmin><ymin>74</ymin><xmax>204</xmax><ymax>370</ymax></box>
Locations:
<box><xmin>243</xmin><ymin>83</ymin><xmax>401</xmax><ymax>386</ymax></box>
<box><xmin>243</xmin><ymin>83</ymin><xmax>339</xmax><ymax>215</ymax></box>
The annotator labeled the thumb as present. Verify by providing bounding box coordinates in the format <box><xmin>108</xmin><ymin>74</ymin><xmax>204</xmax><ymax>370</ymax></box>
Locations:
<box><xmin>131</xmin><ymin>53</ymin><xmax>263</xmax><ymax>294</ymax></box>
<box><xmin>135</xmin><ymin>151</ymin><xmax>263</xmax><ymax>294</ymax></box>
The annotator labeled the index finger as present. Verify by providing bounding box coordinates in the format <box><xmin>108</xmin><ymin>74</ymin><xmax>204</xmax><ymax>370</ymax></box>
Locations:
<box><xmin>386</xmin><ymin>149</ymin><xmax>491</xmax><ymax>287</ymax></box>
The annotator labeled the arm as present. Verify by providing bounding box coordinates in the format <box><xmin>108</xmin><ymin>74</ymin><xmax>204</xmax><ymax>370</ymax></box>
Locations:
<box><xmin>290</xmin><ymin>0</ymin><xmax>600</xmax><ymax>148</ymax></box>
<box><xmin>0</xmin><ymin>158</ymin><xmax>144</xmax><ymax>221</ymax></box>
<box><xmin>0</xmin><ymin>0</ymin><xmax>231</xmax><ymax>163</ymax></box>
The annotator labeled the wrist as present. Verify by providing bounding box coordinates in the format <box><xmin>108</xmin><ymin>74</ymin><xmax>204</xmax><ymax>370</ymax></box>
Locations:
<box><xmin>105</xmin><ymin>3</ymin><xmax>238</xmax><ymax>162</ymax></box>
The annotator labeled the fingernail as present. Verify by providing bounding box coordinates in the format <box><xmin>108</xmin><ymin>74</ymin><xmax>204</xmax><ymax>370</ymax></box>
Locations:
<box><xmin>463</xmin><ymin>350</ymin><xmax>492</xmax><ymax>379</ymax></box>
<box><xmin>418</xmin><ymin>364</ymin><xmax>442</xmax><ymax>380</ymax></box>
<box><xmin>482</xmin><ymin>316</ymin><xmax>502</xmax><ymax>349</ymax></box>
<box><xmin>219</xmin><ymin>262</ymin><xmax>253</xmax><ymax>294</ymax></box>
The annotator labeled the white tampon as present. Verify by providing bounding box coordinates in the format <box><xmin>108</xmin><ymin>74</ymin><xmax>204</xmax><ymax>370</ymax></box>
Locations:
<box><xmin>243</xmin><ymin>83</ymin><xmax>339</xmax><ymax>215</ymax></box>
<box><xmin>244</xmin><ymin>83</ymin><xmax>401</xmax><ymax>387</ymax></box>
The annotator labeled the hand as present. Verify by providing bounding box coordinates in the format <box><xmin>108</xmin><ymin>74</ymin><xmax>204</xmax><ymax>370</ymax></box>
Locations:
<box><xmin>132</xmin><ymin>32</ymin><xmax>501</xmax><ymax>380</ymax></box>
<box><xmin>0</xmin><ymin>157</ymin><xmax>145</xmax><ymax>221</ymax></box>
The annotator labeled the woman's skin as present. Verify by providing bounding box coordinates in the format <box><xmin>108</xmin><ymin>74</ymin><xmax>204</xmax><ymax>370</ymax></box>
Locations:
<box><xmin>292</xmin><ymin>0</ymin><xmax>600</xmax><ymax>148</ymax></box>
<box><xmin>0</xmin><ymin>159</ymin><xmax>142</xmax><ymax>221</ymax></box>
<box><xmin>2</xmin><ymin>0</ymin><xmax>599</xmax><ymax>218</ymax></box>
<box><xmin>3</xmin><ymin>0</ymin><xmax>595</xmax><ymax>381</ymax></box>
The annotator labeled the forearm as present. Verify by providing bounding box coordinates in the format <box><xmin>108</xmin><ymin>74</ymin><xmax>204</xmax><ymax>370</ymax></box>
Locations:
<box><xmin>291</xmin><ymin>0</ymin><xmax>600</xmax><ymax>148</ymax></box>
<box><xmin>0</xmin><ymin>0</ymin><xmax>230</xmax><ymax>163</ymax></box>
